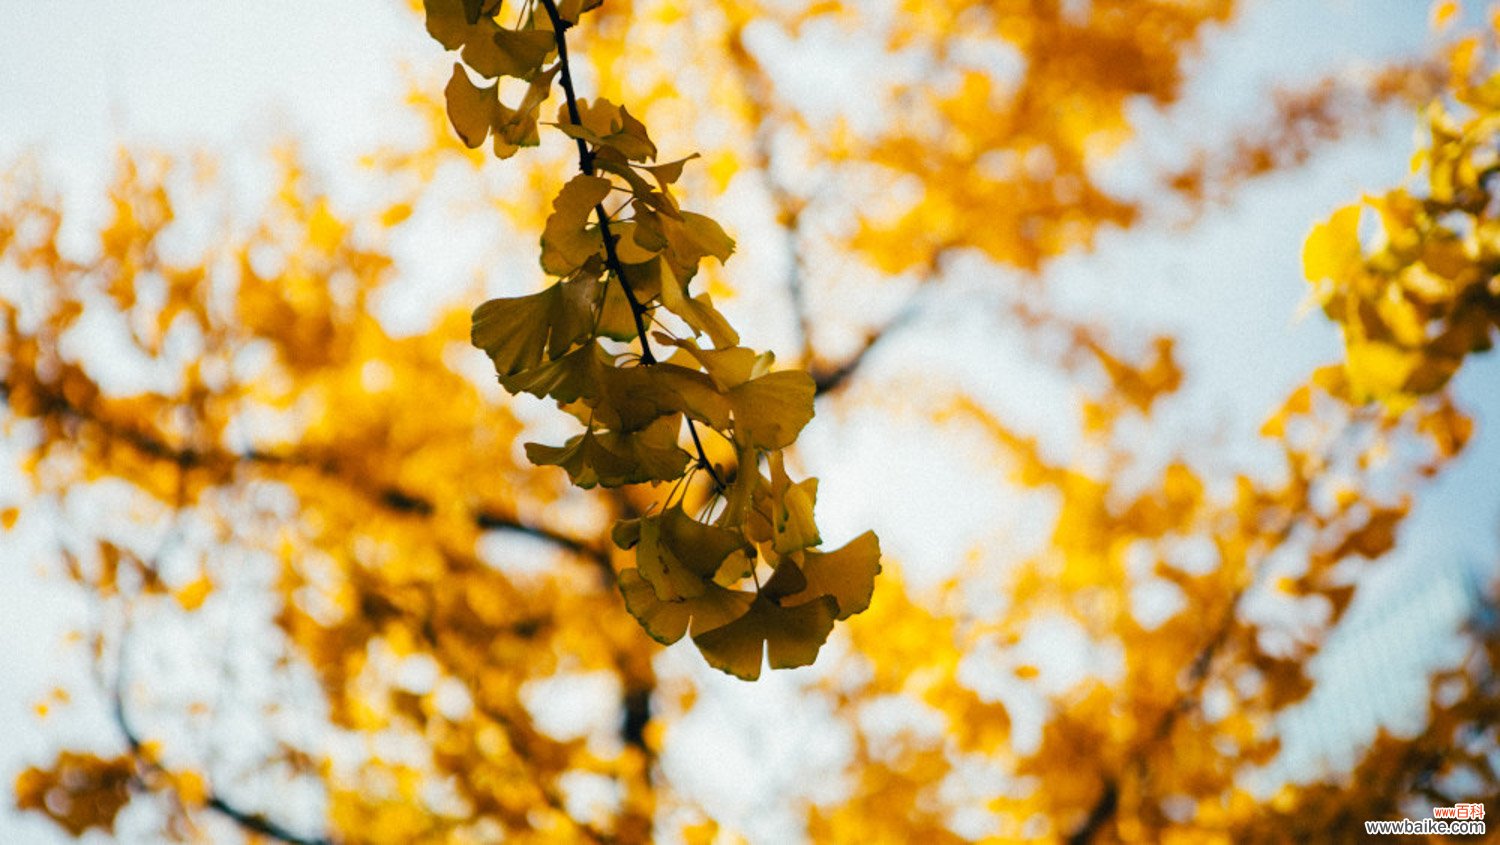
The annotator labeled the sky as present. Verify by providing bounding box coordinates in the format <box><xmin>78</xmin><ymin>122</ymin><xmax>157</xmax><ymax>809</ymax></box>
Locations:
<box><xmin>1</xmin><ymin>0</ymin><xmax>1498</xmax><ymax>842</ymax></box>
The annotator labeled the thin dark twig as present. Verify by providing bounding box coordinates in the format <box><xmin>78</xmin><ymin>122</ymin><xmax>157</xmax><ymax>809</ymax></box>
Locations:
<box><xmin>112</xmin><ymin>632</ymin><xmax>333</xmax><ymax>845</ymax></box>
<box><xmin>537</xmin><ymin>0</ymin><xmax>724</xmax><ymax>491</ymax></box>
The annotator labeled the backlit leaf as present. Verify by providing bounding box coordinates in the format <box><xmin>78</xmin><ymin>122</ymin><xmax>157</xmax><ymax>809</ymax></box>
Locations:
<box><xmin>782</xmin><ymin>531</ymin><xmax>881</xmax><ymax>619</ymax></box>
<box><xmin>618</xmin><ymin>568</ymin><xmax>753</xmax><ymax>645</ymax></box>
<box><xmin>541</xmin><ymin>174</ymin><xmax>611</xmax><ymax>275</ymax></box>
<box><xmin>729</xmin><ymin>370</ymin><xmax>816</xmax><ymax>450</ymax></box>
<box><xmin>692</xmin><ymin>594</ymin><xmax>838</xmax><ymax>680</ymax></box>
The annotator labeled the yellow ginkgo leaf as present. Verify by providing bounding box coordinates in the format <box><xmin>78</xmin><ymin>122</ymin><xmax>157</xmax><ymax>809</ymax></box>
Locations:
<box><xmin>618</xmin><ymin>568</ymin><xmax>753</xmax><ymax>645</ymax></box>
<box><xmin>767</xmin><ymin>452</ymin><xmax>821</xmax><ymax>554</ymax></box>
<box><xmin>636</xmin><ymin>507</ymin><xmax>748</xmax><ymax>601</ymax></box>
<box><xmin>463</xmin><ymin>26</ymin><xmax>554</xmax><ymax>80</ymax></box>
<box><xmin>658</xmin><ymin>259</ymin><xmax>740</xmax><ymax>349</ymax></box>
<box><xmin>497</xmin><ymin>342</ymin><xmax>608</xmax><ymax>403</ymax></box>
<box><xmin>661</xmin><ymin>337</ymin><xmax>760</xmax><ymax>390</ymax></box>
<box><xmin>525</xmin><ymin>418</ymin><xmax>689</xmax><ymax>488</ymax></box>
<box><xmin>541</xmin><ymin>174</ymin><xmax>611</xmax><ymax>275</ymax></box>
<box><xmin>444</xmin><ymin>64</ymin><xmax>498</xmax><ymax>149</ymax></box>
<box><xmin>729</xmin><ymin>370</ymin><xmax>816</xmax><ymax>451</ymax></box>
<box><xmin>553</xmin><ymin>98</ymin><xmax>658</xmax><ymax>161</ymax></box>
<box><xmin>692</xmin><ymin>594</ymin><xmax>838</xmax><ymax>680</ymax></box>
<box><xmin>471</xmin><ymin>278</ymin><xmax>597</xmax><ymax>377</ymax></box>
<box><xmin>423</xmin><ymin>0</ymin><xmax>479</xmax><ymax>50</ymax></box>
<box><xmin>781</xmin><ymin>530</ymin><xmax>881</xmax><ymax>619</ymax></box>
<box><xmin>1303</xmin><ymin>204</ymin><xmax>1363</xmax><ymax>284</ymax></box>
<box><xmin>493</xmin><ymin>64</ymin><xmax>558</xmax><ymax>158</ymax></box>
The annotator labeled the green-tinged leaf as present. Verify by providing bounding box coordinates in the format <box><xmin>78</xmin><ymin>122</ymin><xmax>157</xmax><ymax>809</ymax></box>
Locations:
<box><xmin>470</xmin><ymin>277</ymin><xmax>596</xmax><ymax>376</ymax></box>
<box><xmin>445</xmin><ymin>64</ymin><xmax>498</xmax><ymax>148</ymax></box>
<box><xmin>729</xmin><ymin>370</ymin><xmax>816</xmax><ymax>450</ymax></box>
<box><xmin>496</xmin><ymin>342</ymin><xmax>607</xmax><ymax>403</ymax></box>
<box><xmin>618</xmin><ymin>568</ymin><xmax>753</xmax><ymax>645</ymax></box>
<box><xmin>464</xmin><ymin>26</ymin><xmax>554</xmax><ymax>80</ymax></box>
<box><xmin>782</xmin><ymin>531</ymin><xmax>881</xmax><ymax>619</ymax></box>
<box><xmin>541</xmin><ymin>174</ymin><xmax>611</xmax><ymax>276</ymax></box>
<box><xmin>692</xmin><ymin>594</ymin><xmax>838</xmax><ymax>680</ymax></box>
<box><xmin>713</xmin><ymin>548</ymin><xmax>756</xmax><ymax>586</ymax></box>
<box><xmin>657</xmin><ymin>259</ymin><xmax>740</xmax><ymax>348</ymax></box>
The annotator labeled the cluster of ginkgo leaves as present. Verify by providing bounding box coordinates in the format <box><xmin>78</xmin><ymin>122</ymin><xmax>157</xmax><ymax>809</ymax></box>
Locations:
<box><xmin>422</xmin><ymin>0</ymin><xmax>880</xmax><ymax>680</ymax></box>
<box><xmin>1303</xmin><ymin>39</ymin><xmax>1500</xmax><ymax>406</ymax></box>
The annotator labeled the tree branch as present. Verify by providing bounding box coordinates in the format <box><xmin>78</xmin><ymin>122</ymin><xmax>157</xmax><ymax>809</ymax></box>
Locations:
<box><xmin>0</xmin><ymin>379</ymin><xmax>614</xmax><ymax>577</ymax></box>
<box><xmin>112</xmin><ymin>643</ymin><xmax>334</xmax><ymax>845</ymax></box>
<box><xmin>538</xmin><ymin>0</ymin><xmax>725</xmax><ymax>491</ymax></box>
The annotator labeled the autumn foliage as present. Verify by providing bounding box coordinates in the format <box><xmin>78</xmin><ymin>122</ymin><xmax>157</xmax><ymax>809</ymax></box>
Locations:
<box><xmin>3</xmin><ymin>0</ymin><xmax>1498</xmax><ymax>843</ymax></box>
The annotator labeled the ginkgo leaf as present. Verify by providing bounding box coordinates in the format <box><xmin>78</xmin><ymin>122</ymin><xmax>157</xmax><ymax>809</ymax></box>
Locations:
<box><xmin>637</xmin><ymin>513</ymin><xmax>713</xmax><ymax>601</ymax></box>
<box><xmin>643</xmin><ymin>154</ymin><xmax>700</xmax><ymax>189</ymax></box>
<box><xmin>463</xmin><ymin>26</ymin><xmax>555</xmax><ymax>80</ymax></box>
<box><xmin>768</xmin><ymin>453</ymin><xmax>821</xmax><ymax>553</ymax></box>
<box><xmin>661</xmin><ymin>337</ymin><xmax>760</xmax><ymax>390</ymax></box>
<box><xmin>496</xmin><ymin>341</ymin><xmax>607</xmax><ymax>403</ymax></box>
<box><xmin>649</xmin><ymin>365</ymin><xmax>733</xmax><ymax>429</ymax></box>
<box><xmin>552</xmin><ymin>99</ymin><xmax>658</xmax><ymax>161</ymax></box>
<box><xmin>1304</xmin><ymin>204</ymin><xmax>1362</xmax><ymax>284</ymax></box>
<box><xmin>672</xmin><ymin>211</ymin><xmax>735</xmax><ymax>264</ymax></box>
<box><xmin>618</xmin><ymin>568</ymin><xmax>753</xmax><ymax>645</ymax></box>
<box><xmin>594</xmin><ymin>363</ymin><xmax>729</xmax><ymax>432</ymax></box>
<box><xmin>424</xmin><ymin>0</ymin><xmax>478</xmax><ymax>50</ymax></box>
<box><xmin>445</xmin><ymin>64</ymin><xmax>498</xmax><ymax>148</ymax></box>
<box><xmin>692</xmin><ymin>594</ymin><xmax>838</xmax><ymax>680</ymax></box>
<box><xmin>717</xmin><ymin>446</ymin><xmax>761</xmax><ymax>530</ymax></box>
<box><xmin>525</xmin><ymin>419</ymin><xmax>689</xmax><ymax>488</ymax></box>
<box><xmin>493</xmin><ymin>63</ymin><xmax>558</xmax><ymax>157</ymax></box>
<box><xmin>657</xmin><ymin>259</ymin><xmax>740</xmax><ymax>348</ymax></box>
<box><xmin>636</xmin><ymin>507</ymin><xmax>749</xmax><ymax>602</ymax></box>
<box><xmin>760</xmin><ymin>557</ymin><xmax>809</xmax><ymax>599</ymax></box>
<box><xmin>541</xmin><ymin>174</ymin><xmax>611</xmax><ymax>276</ymax></box>
<box><xmin>470</xmin><ymin>278</ymin><xmax>596</xmax><ymax>376</ymax></box>
<box><xmin>612</xmin><ymin>517</ymin><xmax>642</xmax><ymax>549</ymax></box>
<box><xmin>773</xmin><ymin>478</ymin><xmax>821</xmax><ymax>554</ymax></box>
<box><xmin>728</xmin><ymin>370</ymin><xmax>816</xmax><ymax>450</ymax></box>
<box><xmin>606</xmin><ymin>221</ymin><xmax>661</xmax><ymax>264</ymax></box>
<box><xmin>781</xmin><ymin>531</ymin><xmax>881</xmax><ymax>619</ymax></box>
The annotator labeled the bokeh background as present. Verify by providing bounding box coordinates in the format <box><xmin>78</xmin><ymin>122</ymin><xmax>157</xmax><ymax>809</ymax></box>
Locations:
<box><xmin>2</xmin><ymin>0</ymin><xmax>1498</xmax><ymax>842</ymax></box>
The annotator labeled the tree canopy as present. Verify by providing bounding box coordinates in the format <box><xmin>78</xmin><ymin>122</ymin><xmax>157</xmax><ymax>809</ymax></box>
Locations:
<box><xmin>2</xmin><ymin>0</ymin><xmax>1497</xmax><ymax>843</ymax></box>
